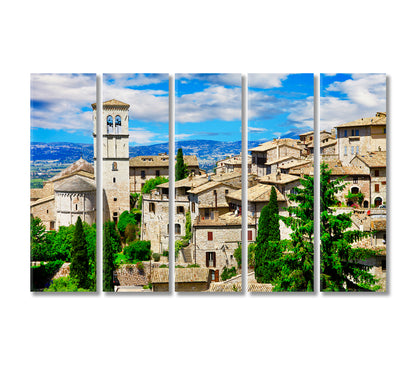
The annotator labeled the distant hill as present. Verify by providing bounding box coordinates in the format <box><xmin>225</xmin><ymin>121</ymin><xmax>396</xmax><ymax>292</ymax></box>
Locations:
<box><xmin>31</xmin><ymin>140</ymin><xmax>264</xmax><ymax>168</ymax></box>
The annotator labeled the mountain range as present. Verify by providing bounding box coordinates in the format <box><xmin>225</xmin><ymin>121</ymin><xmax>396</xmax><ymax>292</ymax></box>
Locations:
<box><xmin>31</xmin><ymin>139</ymin><xmax>265</xmax><ymax>166</ymax></box>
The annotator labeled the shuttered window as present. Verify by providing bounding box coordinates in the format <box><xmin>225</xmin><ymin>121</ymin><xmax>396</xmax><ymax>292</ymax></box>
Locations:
<box><xmin>248</xmin><ymin>230</ymin><xmax>253</xmax><ymax>241</ymax></box>
<box><xmin>206</xmin><ymin>252</ymin><xmax>216</xmax><ymax>267</ymax></box>
<box><xmin>375</xmin><ymin>184</ymin><xmax>380</xmax><ymax>192</ymax></box>
<box><xmin>207</xmin><ymin>231</ymin><xmax>213</xmax><ymax>241</ymax></box>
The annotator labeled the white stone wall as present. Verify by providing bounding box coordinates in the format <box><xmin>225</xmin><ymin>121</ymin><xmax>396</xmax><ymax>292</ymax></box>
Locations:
<box><xmin>55</xmin><ymin>191</ymin><xmax>96</xmax><ymax>227</ymax></box>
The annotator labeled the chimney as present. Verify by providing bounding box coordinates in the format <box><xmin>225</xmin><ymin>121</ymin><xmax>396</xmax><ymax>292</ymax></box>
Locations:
<box><xmin>331</xmin><ymin>128</ymin><xmax>336</xmax><ymax>138</ymax></box>
<box><xmin>276</xmin><ymin>169</ymin><xmax>281</xmax><ymax>181</ymax></box>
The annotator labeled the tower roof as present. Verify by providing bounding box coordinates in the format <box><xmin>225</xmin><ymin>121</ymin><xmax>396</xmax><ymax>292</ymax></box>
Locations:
<box><xmin>91</xmin><ymin>99</ymin><xmax>130</xmax><ymax>109</ymax></box>
<box><xmin>54</xmin><ymin>175</ymin><xmax>96</xmax><ymax>192</ymax></box>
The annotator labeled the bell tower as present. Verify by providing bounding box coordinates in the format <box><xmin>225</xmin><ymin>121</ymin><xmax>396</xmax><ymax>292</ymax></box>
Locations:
<box><xmin>92</xmin><ymin>99</ymin><xmax>130</xmax><ymax>223</ymax></box>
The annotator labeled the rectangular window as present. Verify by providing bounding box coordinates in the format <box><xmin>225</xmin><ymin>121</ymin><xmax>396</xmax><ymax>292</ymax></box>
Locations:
<box><xmin>191</xmin><ymin>202</ymin><xmax>195</xmax><ymax>213</ymax></box>
<box><xmin>141</xmin><ymin>170</ymin><xmax>145</xmax><ymax>178</ymax></box>
<box><xmin>353</xmin><ymin>177</ymin><xmax>358</xmax><ymax>184</ymax></box>
<box><xmin>248</xmin><ymin>230</ymin><xmax>253</xmax><ymax>241</ymax></box>
<box><xmin>177</xmin><ymin>206</ymin><xmax>185</xmax><ymax>214</ymax></box>
<box><xmin>356</xmin><ymin>146</ymin><xmax>359</xmax><ymax>154</ymax></box>
<box><xmin>351</xmin><ymin>146</ymin><xmax>354</xmax><ymax>155</ymax></box>
<box><xmin>375</xmin><ymin>184</ymin><xmax>380</xmax><ymax>192</ymax></box>
<box><xmin>375</xmin><ymin>170</ymin><xmax>379</xmax><ymax>177</ymax></box>
<box><xmin>351</xmin><ymin>129</ymin><xmax>354</xmax><ymax>136</ymax></box>
<box><xmin>344</xmin><ymin>130</ymin><xmax>347</xmax><ymax>137</ymax></box>
<box><xmin>156</xmin><ymin>170</ymin><xmax>160</xmax><ymax>177</ymax></box>
<box><xmin>113</xmin><ymin>177</ymin><xmax>116</xmax><ymax>183</ymax></box>
<box><xmin>206</xmin><ymin>252</ymin><xmax>216</xmax><ymax>267</ymax></box>
<box><xmin>149</xmin><ymin>203</ymin><xmax>155</xmax><ymax>213</ymax></box>
<box><xmin>344</xmin><ymin>146</ymin><xmax>347</xmax><ymax>156</ymax></box>
<box><xmin>355</xmin><ymin>129</ymin><xmax>359</xmax><ymax>136</ymax></box>
<box><xmin>114</xmin><ymin>197</ymin><xmax>117</xmax><ymax>201</ymax></box>
<box><xmin>207</xmin><ymin>231</ymin><xmax>213</xmax><ymax>241</ymax></box>
<box><xmin>175</xmin><ymin>224</ymin><xmax>181</xmax><ymax>234</ymax></box>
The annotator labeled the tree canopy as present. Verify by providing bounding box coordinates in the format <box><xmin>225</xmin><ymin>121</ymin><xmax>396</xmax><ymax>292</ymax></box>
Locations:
<box><xmin>70</xmin><ymin>217</ymin><xmax>89</xmax><ymax>289</ymax></box>
<box><xmin>320</xmin><ymin>163</ymin><xmax>380</xmax><ymax>291</ymax></box>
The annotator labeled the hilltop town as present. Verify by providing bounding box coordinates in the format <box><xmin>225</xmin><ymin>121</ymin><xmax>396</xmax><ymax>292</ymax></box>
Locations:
<box><xmin>30</xmin><ymin>99</ymin><xmax>386</xmax><ymax>292</ymax></box>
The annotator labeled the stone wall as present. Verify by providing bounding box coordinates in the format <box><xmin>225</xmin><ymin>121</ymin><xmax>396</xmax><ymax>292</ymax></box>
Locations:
<box><xmin>31</xmin><ymin>196</ymin><xmax>56</xmax><ymax>230</ymax></box>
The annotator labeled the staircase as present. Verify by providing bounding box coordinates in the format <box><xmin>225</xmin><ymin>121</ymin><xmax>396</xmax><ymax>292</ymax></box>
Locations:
<box><xmin>181</xmin><ymin>243</ymin><xmax>194</xmax><ymax>263</ymax></box>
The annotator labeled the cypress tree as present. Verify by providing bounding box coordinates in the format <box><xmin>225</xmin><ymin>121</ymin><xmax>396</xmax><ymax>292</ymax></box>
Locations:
<box><xmin>320</xmin><ymin>163</ymin><xmax>380</xmax><ymax>291</ymax></box>
<box><xmin>103</xmin><ymin>222</ymin><xmax>115</xmax><ymax>292</ymax></box>
<box><xmin>273</xmin><ymin>173</ymin><xmax>314</xmax><ymax>291</ymax></box>
<box><xmin>254</xmin><ymin>187</ymin><xmax>281</xmax><ymax>283</ymax></box>
<box><xmin>70</xmin><ymin>217</ymin><xmax>89</xmax><ymax>289</ymax></box>
<box><xmin>175</xmin><ymin>148</ymin><xmax>188</xmax><ymax>181</ymax></box>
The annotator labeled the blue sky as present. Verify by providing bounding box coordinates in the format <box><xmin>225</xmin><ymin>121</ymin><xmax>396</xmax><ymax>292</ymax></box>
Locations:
<box><xmin>248</xmin><ymin>73</ymin><xmax>314</xmax><ymax>142</ymax></box>
<box><xmin>103</xmin><ymin>74</ymin><xmax>169</xmax><ymax>145</ymax></box>
<box><xmin>175</xmin><ymin>74</ymin><xmax>242</xmax><ymax>142</ymax></box>
<box><xmin>31</xmin><ymin>74</ymin><xmax>96</xmax><ymax>143</ymax></box>
<box><xmin>320</xmin><ymin>73</ymin><xmax>386</xmax><ymax>131</ymax></box>
<box><xmin>31</xmin><ymin>73</ymin><xmax>170</xmax><ymax>145</ymax></box>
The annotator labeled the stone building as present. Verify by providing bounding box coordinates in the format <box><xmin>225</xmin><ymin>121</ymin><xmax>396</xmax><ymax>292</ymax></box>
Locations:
<box><xmin>336</xmin><ymin>112</ymin><xmax>386</xmax><ymax>165</ymax></box>
<box><xmin>129</xmin><ymin>154</ymin><xmax>200</xmax><ymax>194</ymax></box>
<box><xmin>92</xmin><ymin>99</ymin><xmax>130</xmax><ymax>223</ymax></box>
<box><xmin>30</xmin><ymin>158</ymin><xmax>96</xmax><ymax>230</ymax></box>
<box><xmin>350</xmin><ymin>151</ymin><xmax>387</xmax><ymax>207</ymax></box>
<box><xmin>249</xmin><ymin>138</ymin><xmax>302</xmax><ymax>177</ymax></box>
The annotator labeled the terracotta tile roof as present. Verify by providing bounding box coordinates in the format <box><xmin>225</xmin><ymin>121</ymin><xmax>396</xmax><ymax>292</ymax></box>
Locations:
<box><xmin>30</xmin><ymin>194</ymin><xmax>54</xmax><ymax>207</ymax></box>
<box><xmin>265</xmin><ymin>155</ymin><xmax>298</xmax><ymax>165</ymax></box>
<box><xmin>129</xmin><ymin>155</ymin><xmax>198</xmax><ymax>168</ymax></box>
<box><xmin>259</xmin><ymin>173</ymin><xmax>300</xmax><ymax>185</ymax></box>
<box><xmin>91</xmin><ymin>98</ymin><xmax>130</xmax><ymax>109</ymax></box>
<box><xmin>278</xmin><ymin>160</ymin><xmax>312</xmax><ymax>170</ymax></box>
<box><xmin>289</xmin><ymin>166</ymin><xmax>314</xmax><ymax>176</ymax></box>
<box><xmin>354</xmin><ymin>151</ymin><xmax>386</xmax><ymax>168</ymax></box>
<box><xmin>54</xmin><ymin>175</ymin><xmax>96</xmax><ymax>192</ymax></box>
<box><xmin>336</xmin><ymin>113</ymin><xmax>386</xmax><ymax>128</ymax></box>
<box><xmin>175</xmin><ymin>268</ymin><xmax>210</xmax><ymax>283</ymax></box>
<box><xmin>49</xmin><ymin>158</ymin><xmax>94</xmax><ymax>182</ymax></box>
<box><xmin>328</xmin><ymin>165</ymin><xmax>369</xmax><ymax>176</ymax></box>
<box><xmin>227</xmin><ymin>184</ymin><xmax>285</xmax><ymax>202</ymax></box>
<box><xmin>151</xmin><ymin>268</ymin><xmax>170</xmax><ymax>284</ymax></box>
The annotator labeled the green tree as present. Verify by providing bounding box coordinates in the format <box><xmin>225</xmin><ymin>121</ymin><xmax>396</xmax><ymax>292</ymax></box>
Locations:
<box><xmin>175</xmin><ymin>148</ymin><xmax>188</xmax><ymax>181</ymax></box>
<box><xmin>125</xmin><ymin>222</ymin><xmax>137</xmax><ymax>244</ymax></box>
<box><xmin>124</xmin><ymin>240</ymin><xmax>151</xmax><ymax>262</ymax></box>
<box><xmin>103</xmin><ymin>222</ymin><xmax>116</xmax><ymax>292</ymax></box>
<box><xmin>70</xmin><ymin>217</ymin><xmax>89</xmax><ymax>289</ymax></box>
<box><xmin>30</xmin><ymin>216</ymin><xmax>47</xmax><ymax>261</ymax></box>
<box><xmin>254</xmin><ymin>187</ymin><xmax>281</xmax><ymax>283</ymax></box>
<box><xmin>272</xmin><ymin>173</ymin><xmax>314</xmax><ymax>291</ymax></box>
<box><xmin>117</xmin><ymin>210</ymin><xmax>137</xmax><ymax>240</ymax></box>
<box><xmin>320</xmin><ymin>163</ymin><xmax>380</xmax><ymax>291</ymax></box>
<box><xmin>137</xmin><ymin>176</ymin><xmax>169</xmax><ymax>209</ymax></box>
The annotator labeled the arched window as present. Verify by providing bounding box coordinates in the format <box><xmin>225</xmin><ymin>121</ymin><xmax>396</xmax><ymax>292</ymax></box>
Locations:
<box><xmin>351</xmin><ymin>187</ymin><xmax>360</xmax><ymax>194</ymax></box>
<box><xmin>363</xmin><ymin>200</ymin><xmax>369</xmax><ymax>208</ymax></box>
<box><xmin>115</xmin><ymin>115</ymin><xmax>121</xmax><ymax>134</ymax></box>
<box><xmin>374</xmin><ymin>197</ymin><xmax>383</xmax><ymax>207</ymax></box>
<box><xmin>112</xmin><ymin>162</ymin><xmax>118</xmax><ymax>171</ymax></box>
<box><xmin>107</xmin><ymin>115</ymin><xmax>113</xmax><ymax>133</ymax></box>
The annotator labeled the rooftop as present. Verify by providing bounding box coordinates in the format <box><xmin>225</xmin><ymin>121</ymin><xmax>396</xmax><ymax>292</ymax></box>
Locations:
<box><xmin>259</xmin><ymin>173</ymin><xmax>300</xmax><ymax>185</ymax></box>
<box><xmin>54</xmin><ymin>175</ymin><xmax>96</xmax><ymax>192</ymax></box>
<box><xmin>130</xmin><ymin>155</ymin><xmax>198</xmax><ymax>168</ymax></box>
<box><xmin>354</xmin><ymin>151</ymin><xmax>387</xmax><ymax>168</ymax></box>
<box><xmin>49</xmin><ymin>158</ymin><xmax>94</xmax><ymax>182</ymax></box>
<box><xmin>336</xmin><ymin>113</ymin><xmax>386</xmax><ymax>128</ymax></box>
<box><xmin>91</xmin><ymin>98</ymin><xmax>130</xmax><ymax>109</ymax></box>
<box><xmin>227</xmin><ymin>183</ymin><xmax>285</xmax><ymax>202</ymax></box>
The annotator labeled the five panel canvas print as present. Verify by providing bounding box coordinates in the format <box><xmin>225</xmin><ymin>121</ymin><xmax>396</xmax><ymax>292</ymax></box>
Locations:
<box><xmin>30</xmin><ymin>73</ymin><xmax>387</xmax><ymax>293</ymax></box>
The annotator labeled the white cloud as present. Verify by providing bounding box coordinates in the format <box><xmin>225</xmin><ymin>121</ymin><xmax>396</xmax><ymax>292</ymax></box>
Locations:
<box><xmin>287</xmin><ymin>96</ymin><xmax>314</xmax><ymax>129</ymax></box>
<box><xmin>321</xmin><ymin>73</ymin><xmax>386</xmax><ymax>131</ymax></box>
<box><xmin>176</xmin><ymin>85</ymin><xmax>241</xmax><ymax>123</ymax></box>
<box><xmin>31</xmin><ymin>74</ymin><xmax>96</xmax><ymax>132</ymax></box>
<box><xmin>129</xmin><ymin>128</ymin><xmax>167</xmax><ymax>145</ymax></box>
<box><xmin>248</xmin><ymin>126</ymin><xmax>268</xmax><ymax>133</ymax></box>
<box><xmin>175</xmin><ymin>133</ymin><xmax>195</xmax><ymax>140</ymax></box>
<box><xmin>248</xmin><ymin>74</ymin><xmax>289</xmax><ymax>89</ymax></box>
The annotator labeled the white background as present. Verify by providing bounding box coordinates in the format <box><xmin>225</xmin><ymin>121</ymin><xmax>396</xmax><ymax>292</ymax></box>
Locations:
<box><xmin>1</xmin><ymin>1</ymin><xmax>414</xmax><ymax>373</ymax></box>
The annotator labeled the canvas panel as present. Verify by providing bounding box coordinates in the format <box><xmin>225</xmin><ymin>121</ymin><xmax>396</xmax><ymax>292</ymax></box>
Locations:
<box><xmin>248</xmin><ymin>73</ymin><xmax>315</xmax><ymax>292</ymax></box>
<box><xmin>174</xmin><ymin>74</ymin><xmax>243</xmax><ymax>292</ymax></box>
<box><xmin>102</xmin><ymin>73</ymin><xmax>170</xmax><ymax>293</ymax></box>
<box><xmin>320</xmin><ymin>73</ymin><xmax>387</xmax><ymax>292</ymax></box>
<box><xmin>30</xmin><ymin>73</ymin><xmax>97</xmax><ymax>292</ymax></box>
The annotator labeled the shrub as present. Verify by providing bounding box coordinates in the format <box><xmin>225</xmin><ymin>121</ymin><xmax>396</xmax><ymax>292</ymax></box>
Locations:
<box><xmin>162</xmin><ymin>250</ymin><xmax>169</xmax><ymax>257</ymax></box>
<box><xmin>117</xmin><ymin>211</ymin><xmax>137</xmax><ymax>238</ymax></box>
<box><xmin>136</xmin><ymin>261</ymin><xmax>144</xmax><ymax>271</ymax></box>
<box><xmin>187</xmin><ymin>264</ymin><xmax>200</xmax><ymax>268</ymax></box>
<box><xmin>152</xmin><ymin>253</ymin><xmax>161</xmax><ymax>262</ymax></box>
<box><xmin>125</xmin><ymin>222</ymin><xmax>137</xmax><ymax>244</ymax></box>
<box><xmin>159</xmin><ymin>264</ymin><xmax>168</xmax><ymax>268</ymax></box>
<box><xmin>221</xmin><ymin>266</ymin><xmax>237</xmax><ymax>281</ymax></box>
<box><xmin>124</xmin><ymin>240</ymin><xmax>151</xmax><ymax>262</ymax></box>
